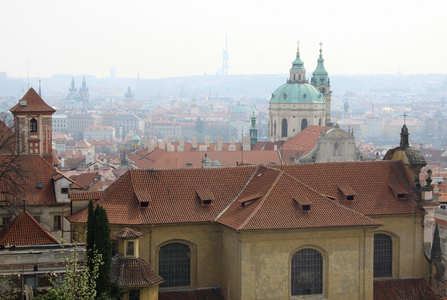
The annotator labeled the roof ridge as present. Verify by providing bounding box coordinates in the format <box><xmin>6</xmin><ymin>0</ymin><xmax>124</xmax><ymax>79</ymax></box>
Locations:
<box><xmin>237</xmin><ymin>168</ymin><xmax>283</xmax><ymax>230</ymax></box>
<box><xmin>214</xmin><ymin>165</ymin><xmax>262</xmax><ymax>221</ymax></box>
<box><xmin>129</xmin><ymin>171</ymin><xmax>143</xmax><ymax>225</ymax></box>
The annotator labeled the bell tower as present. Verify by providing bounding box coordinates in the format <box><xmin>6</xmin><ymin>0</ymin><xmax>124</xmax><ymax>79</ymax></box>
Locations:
<box><xmin>311</xmin><ymin>43</ymin><xmax>332</xmax><ymax>125</ymax></box>
<box><xmin>10</xmin><ymin>88</ymin><xmax>55</xmax><ymax>165</ymax></box>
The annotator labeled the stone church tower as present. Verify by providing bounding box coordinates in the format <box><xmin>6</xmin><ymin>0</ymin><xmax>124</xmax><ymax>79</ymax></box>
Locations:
<box><xmin>10</xmin><ymin>88</ymin><xmax>55</xmax><ymax>165</ymax></box>
<box><xmin>269</xmin><ymin>43</ymin><xmax>328</xmax><ymax>142</ymax></box>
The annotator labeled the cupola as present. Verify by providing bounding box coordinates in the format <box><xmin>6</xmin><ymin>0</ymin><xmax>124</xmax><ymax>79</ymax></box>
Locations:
<box><xmin>113</xmin><ymin>227</ymin><xmax>142</xmax><ymax>259</ymax></box>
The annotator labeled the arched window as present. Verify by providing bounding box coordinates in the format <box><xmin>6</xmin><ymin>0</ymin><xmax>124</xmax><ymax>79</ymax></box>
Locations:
<box><xmin>30</xmin><ymin>119</ymin><xmax>37</xmax><ymax>132</ymax></box>
<box><xmin>274</xmin><ymin>121</ymin><xmax>276</xmax><ymax>137</ymax></box>
<box><xmin>282</xmin><ymin>119</ymin><xmax>288</xmax><ymax>138</ymax></box>
<box><xmin>291</xmin><ymin>248</ymin><xmax>323</xmax><ymax>296</ymax></box>
<box><xmin>301</xmin><ymin>119</ymin><xmax>308</xmax><ymax>131</ymax></box>
<box><xmin>318</xmin><ymin>118</ymin><xmax>322</xmax><ymax>126</ymax></box>
<box><xmin>374</xmin><ymin>233</ymin><xmax>392</xmax><ymax>277</ymax></box>
<box><xmin>159</xmin><ymin>243</ymin><xmax>191</xmax><ymax>287</ymax></box>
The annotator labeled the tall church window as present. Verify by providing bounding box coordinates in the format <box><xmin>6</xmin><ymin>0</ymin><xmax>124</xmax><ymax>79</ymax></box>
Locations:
<box><xmin>274</xmin><ymin>121</ymin><xmax>276</xmax><ymax>137</ymax></box>
<box><xmin>301</xmin><ymin>119</ymin><xmax>308</xmax><ymax>131</ymax></box>
<box><xmin>374</xmin><ymin>233</ymin><xmax>392</xmax><ymax>277</ymax></box>
<box><xmin>30</xmin><ymin>119</ymin><xmax>37</xmax><ymax>132</ymax></box>
<box><xmin>292</xmin><ymin>248</ymin><xmax>323</xmax><ymax>295</ymax></box>
<box><xmin>282</xmin><ymin>119</ymin><xmax>288</xmax><ymax>138</ymax></box>
<box><xmin>159</xmin><ymin>243</ymin><xmax>191</xmax><ymax>287</ymax></box>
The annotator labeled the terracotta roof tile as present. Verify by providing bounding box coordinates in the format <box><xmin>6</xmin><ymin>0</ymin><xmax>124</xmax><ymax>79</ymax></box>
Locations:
<box><xmin>0</xmin><ymin>155</ymin><xmax>60</xmax><ymax>205</ymax></box>
<box><xmin>111</xmin><ymin>256</ymin><xmax>163</xmax><ymax>287</ymax></box>
<box><xmin>277</xmin><ymin>161</ymin><xmax>424</xmax><ymax>216</ymax></box>
<box><xmin>68</xmin><ymin>161</ymin><xmax>423</xmax><ymax>229</ymax></box>
<box><xmin>10</xmin><ymin>88</ymin><xmax>55</xmax><ymax>113</ymax></box>
<box><xmin>373</xmin><ymin>278</ymin><xmax>436</xmax><ymax>300</ymax></box>
<box><xmin>0</xmin><ymin>211</ymin><xmax>58</xmax><ymax>246</ymax></box>
<box><xmin>281</xmin><ymin>125</ymin><xmax>331</xmax><ymax>157</ymax></box>
<box><xmin>113</xmin><ymin>228</ymin><xmax>142</xmax><ymax>238</ymax></box>
<box><xmin>159</xmin><ymin>287</ymin><xmax>226</xmax><ymax>300</ymax></box>
<box><xmin>69</xmin><ymin>191</ymin><xmax>104</xmax><ymax>201</ymax></box>
<box><xmin>217</xmin><ymin>166</ymin><xmax>381</xmax><ymax>230</ymax></box>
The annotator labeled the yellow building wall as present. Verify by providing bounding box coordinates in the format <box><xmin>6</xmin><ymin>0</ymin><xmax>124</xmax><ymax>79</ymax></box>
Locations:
<box><xmin>71</xmin><ymin>213</ymin><xmax>427</xmax><ymax>300</ymax></box>
<box><xmin>372</xmin><ymin>214</ymin><xmax>428</xmax><ymax>280</ymax></box>
<box><xmin>231</xmin><ymin>227</ymin><xmax>377</xmax><ymax>300</ymax></box>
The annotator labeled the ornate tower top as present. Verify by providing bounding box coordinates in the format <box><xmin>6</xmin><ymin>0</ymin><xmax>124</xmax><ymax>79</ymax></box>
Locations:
<box><xmin>311</xmin><ymin>42</ymin><xmax>329</xmax><ymax>87</ymax></box>
<box><xmin>400</xmin><ymin>113</ymin><xmax>409</xmax><ymax>148</ymax></box>
<box><xmin>289</xmin><ymin>40</ymin><xmax>306</xmax><ymax>83</ymax></box>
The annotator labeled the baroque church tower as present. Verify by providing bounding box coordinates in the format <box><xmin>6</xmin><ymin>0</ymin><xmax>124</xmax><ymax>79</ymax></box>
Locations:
<box><xmin>269</xmin><ymin>42</ymin><xmax>328</xmax><ymax>142</ymax></box>
<box><xmin>311</xmin><ymin>43</ymin><xmax>332</xmax><ymax>124</ymax></box>
<box><xmin>10</xmin><ymin>88</ymin><xmax>55</xmax><ymax>165</ymax></box>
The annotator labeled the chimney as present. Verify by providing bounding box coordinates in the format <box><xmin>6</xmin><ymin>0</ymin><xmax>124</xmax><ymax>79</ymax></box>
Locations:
<box><xmin>205</xmin><ymin>136</ymin><xmax>210</xmax><ymax>148</ymax></box>
<box><xmin>178</xmin><ymin>136</ymin><xmax>184</xmax><ymax>152</ymax></box>
<box><xmin>148</xmin><ymin>139</ymin><xmax>155</xmax><ymax>153</ymax></box>
<box><xmin>166</xmin><ymin>136</ymin><xmax>172</xmax><ymax>144</ymax></box>
<box><xmin>158</xmin><ymin>140</ymin><xmax>165</xmax><ymax>150</ymax></box>
<box><xmin>192</xmin><ymin>136</ymin><xmax>198</xmax><ymax>149</ymax></box>
<box><xmin>422</xmin><ymin>169</ymin><xmax>433</xmax><ymax>202</ymax></box>
<box><xmin>242</xmin><ymin>136</ymin><xmax>250</xmax><ymax>151</ymax></box>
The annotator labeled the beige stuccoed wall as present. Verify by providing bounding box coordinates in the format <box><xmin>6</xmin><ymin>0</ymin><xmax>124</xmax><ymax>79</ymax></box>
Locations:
<box><xmin>231</xmin><ymin>227</ymin><xmax>377</xmax><ymax>300</ymax></box>
<box><xmin>372</xmin><ymin>214</ymin><xmax>428</xmax><ymax>280</ymax></box>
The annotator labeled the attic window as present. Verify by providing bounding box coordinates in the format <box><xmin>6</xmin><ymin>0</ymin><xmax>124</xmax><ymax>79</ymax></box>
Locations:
<box><xmin>196</xmin><ymin>188</ymin><xmax>215</xmax><ymax>206</ymax></box>
<box><xmin>140</xmin><ymin>201</ymin><xmax>149</xmax><ymax>208</ymax></box>
<box><xmin>293</xmin><ymin>196</ymin><xmax>312</xmax><ymax>212</ymax></box>
<box><xmin>389</xmin><ymin>183</ymin><xmax>408</xmax><ymax>200</ymax></box>
<box><xmin>186</xmin><ymin>162</ymin><xmax>193</xmax><ymax>167</ymax></box>
<box><xmin>36</xmin><ymin>182</ymin><xmax>44</xmax><ymax>189</ymax></box>
<box><xmin>238</xmin><ymin>193</ymin><xmax>263</xmax><ymax>208</ymax></box>
<box><xmin>338</xmin><ymin>185</ymin><xmax>357</xmax><ymax>201</ymax></box>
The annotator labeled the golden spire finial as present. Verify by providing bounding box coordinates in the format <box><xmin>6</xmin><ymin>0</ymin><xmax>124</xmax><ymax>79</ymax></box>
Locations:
<box><xmin>296</xmin><ymin>39</ymin><xmax>300</xmax><ymax>54</ymax></box>
<box><xmin>319</xmin><ymin>42</ymin><xmax>323</xmax><ymax>54</ymax></box>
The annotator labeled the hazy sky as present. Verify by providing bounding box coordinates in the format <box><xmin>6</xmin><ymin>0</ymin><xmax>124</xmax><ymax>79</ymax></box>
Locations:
<box><xmin>1</xmin><ymin>0</ymin><xmax>445</xmax><ymax>79</ymax></box>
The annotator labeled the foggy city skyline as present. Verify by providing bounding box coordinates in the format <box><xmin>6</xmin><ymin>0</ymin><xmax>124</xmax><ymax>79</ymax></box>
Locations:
<box><xmin>1</xmin><ymin>0</ymin><xmax>446</xmax><ymax>79</ymax></box>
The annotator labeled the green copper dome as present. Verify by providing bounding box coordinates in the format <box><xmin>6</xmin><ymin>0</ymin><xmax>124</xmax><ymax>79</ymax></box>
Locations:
<box><xmin>231</xmin><ymin>102</ymin><xmax>245</xmax><ymax>114</ymax></box>
<box><xmin>132</xmin><ymin>134</ymin><xmax>140</xmax><ymax>143</ymax></box>
<box><xmin>270</xmin><ymin>82</ymin><xmax>325</xmax><ymax>104</ymax></box>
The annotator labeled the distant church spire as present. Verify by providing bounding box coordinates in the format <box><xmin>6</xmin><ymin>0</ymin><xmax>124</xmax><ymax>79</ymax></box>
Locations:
<box><xmin>38</xmin><ymin>79</ymin><xmax>41</xmax><ymax>96</ymax></box>
<box><xmin>222</xmin><ymin>29</ymin><xmax>229</xmax><ymax>75</ymax></box>
<box><xmin>400</xmin><ymin>112</ymin><xmax>410</xmax><ymax>148</ymax></box>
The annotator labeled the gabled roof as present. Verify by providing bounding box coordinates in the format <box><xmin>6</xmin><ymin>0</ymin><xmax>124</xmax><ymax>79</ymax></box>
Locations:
<box><xmin>0</xmin><ymin>155</ymin><xmax>60</xmax><ymax>205</ymax></box>
<box><xmin>0</xmin><ymin>211</ymin><xmax>58</xmax><ymax>246</ymax></box>
<box><xmin>110</xmin><ymin>256</ymin><xmax>163</xmax><ymax>287</ymax></box>
<box><xmin>68</xmin><ymin>161</ymin><xmax>423</xmax><ymax>229</ymax></box>
<box><xmin>217</xmin><ymin>165</ymin><xmax>381</xmax><ymax>230</ymax></box>
<box><xmin>281</xmin><ymin>125</ymin><xmax>330</xmax><ymax>158</ymax></box>
<box><xmin>10</xmin><ymin>88</ymin><xmax>55</xmax><ymax>114</ymax></box>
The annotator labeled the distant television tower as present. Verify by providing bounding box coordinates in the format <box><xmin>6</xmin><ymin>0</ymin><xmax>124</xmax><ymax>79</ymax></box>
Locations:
<box><xmin>222</xmin><ymin>31</ymin><xmax>229</xmax><ymax>75</ymax></box>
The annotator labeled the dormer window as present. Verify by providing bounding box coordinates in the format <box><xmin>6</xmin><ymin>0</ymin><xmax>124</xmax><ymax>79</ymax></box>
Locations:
<box><xmin>36</xmin><ymin>182</ymin><xmax>44</xmax><ymax>189</ymax></box>
<box><xmin>389</xmin><ymin>183</ymin><xmax>408</xmax><ymax>200</ymax></box>
<box><xmin>196</xmin><ymin>188</ymin><xmax>214</xmax><ymax>206</ymax></box>
<box><xmin>293</xmin><ymin>196</ymin><xmax>312</xmax><ymax>212</ymax></box>
<box><xmin>238</xmin><ymin>193</ymin><xmax>263</xmax><ymax>208</ymax></box>
<box><xmin>30</xmin><ymin>119</ymin><xmax>37</xmax><ymax>132</ymax></box>
<box><xmin>140</xmin><ymin>201</ymin><xmax>149</xmax><ymax>208</ymax></box>
<box><xmin>338</xmin><ymin>185</ymin><xmax>357</xmax><ymax>202</ymax></box>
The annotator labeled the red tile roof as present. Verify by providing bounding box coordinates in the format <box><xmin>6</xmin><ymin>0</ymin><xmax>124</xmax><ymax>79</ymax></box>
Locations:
<box><xmin>69</xmin><ymin>191</ymin><xmax>104</xmax><ymax>202</ymax></box>
<box><xmin>111</xmin><ymin>256</ymin><xmax>163</xmax><ymax>287</ymax></box>
<box><xmin>276</xmin><ymin>161</ymin><xmax>424</xmax><ymax>216</ymax></box>
<box><xmin>159</xmin><ymin>287</ymin><xmax>226</xmax><ymax>300</ymax></box>
<box><xmin>0</xmin><ymin>211</ymin><xmax>58</xmax><ymax>246</ymax></box>
<box><xmin>373</xmin><ymin>278</ymin><xmax>436</xmax><ymax>300</ymax></box>
<box><xmin>129</xmin><ymin>148</ymin><xmax>281</xmax><ymax>169</ymax></box>
<box><xmin>281</xmin><ymin>125</ymin><xmax>331</xmax><ymax>157</ymax></box>
<box><xmin>0</xmin><ymin>119</ymin><xmax>15</xmax><ymax>154</ymax></box>
<box><xmin>10</xmin><ymin>88</ymin><xmax>55</xmax><ymax>113</ymax></box>
<box><xmin>217</xmin><ymin>166</ymin><xmax>381</xmax><ymax>230</ymax></box>
<box><xmin>71</xmin><ymin>172</ymin><xmax>100</xmax><ymax>189</ymax></box>
<box><xmin>113</xmin><ymin>228</ymin><xmax>142</xmax><ymax>238</ymax></box>
<box><xmin>68</xmin><ymin>161</ymin><xmax>422</xmax><ymax>230</ymax></box>
<box><xmin>0</xmin><ymin>155</ymin><xmax>61</xmax><ymax>205</ymax></box>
